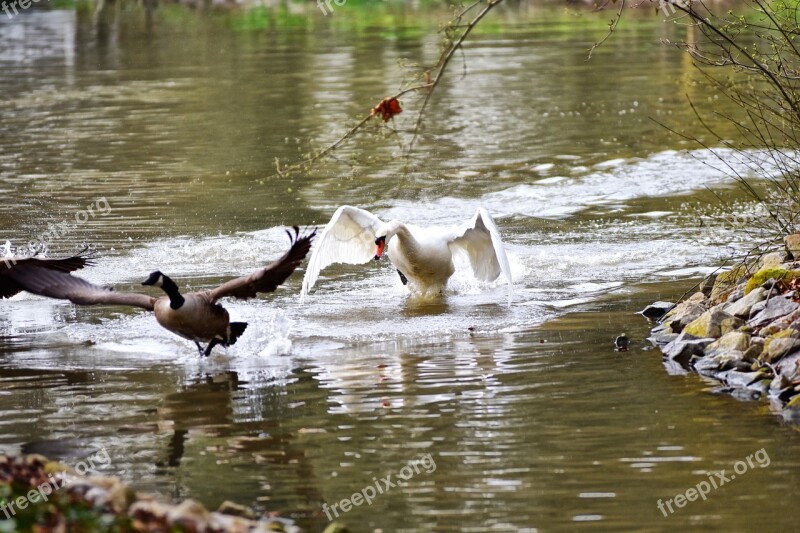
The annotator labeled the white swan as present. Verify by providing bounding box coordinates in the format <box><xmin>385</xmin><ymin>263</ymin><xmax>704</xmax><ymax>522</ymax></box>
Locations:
<box><xmin>301</xmin><ymin>206</ymin><xmax>513</xmax><ymax>303</ymax></box>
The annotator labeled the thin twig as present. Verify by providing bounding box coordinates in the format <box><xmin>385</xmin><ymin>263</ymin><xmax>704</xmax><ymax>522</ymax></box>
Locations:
<box><xmin>266</xmin><ymin>1</ymin><xmax>507</xmax><ymax>178</ymax></box>
<box><xmin>587</xmin><ymin>0</ymin><xmax>626</xmax><ymax>61</ymax></box>
<box><xmin>407</xmin><ymin>0</ymin><xmax>505</xmax><ymax>153</ymax></box>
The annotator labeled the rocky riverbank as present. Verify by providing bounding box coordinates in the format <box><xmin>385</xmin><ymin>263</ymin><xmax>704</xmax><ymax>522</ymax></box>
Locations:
<box><xmin>0</xmin><ymin>453</ymin><xmax>320</xmax><ymax>532</ymax></box>
<box><xmin>644</xmin><ymin>234</ymin><xmax>800</xmax><ymax>422</ymax></box>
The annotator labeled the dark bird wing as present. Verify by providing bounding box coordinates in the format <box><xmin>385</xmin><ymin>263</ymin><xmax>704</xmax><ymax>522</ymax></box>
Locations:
<box><xmin>208</xmin><ymin>227</ymin><xmax>316</xmax><ymax>302</ymax></box>
<box><xmin>0</xmin><ymin>249</ymin><xmax>94</xmax><ymax>299</ymax></box>
<box><xmin>4</xmin><ymin>266</ymin><xmax>155</xmax><ymax>310</ymax></box>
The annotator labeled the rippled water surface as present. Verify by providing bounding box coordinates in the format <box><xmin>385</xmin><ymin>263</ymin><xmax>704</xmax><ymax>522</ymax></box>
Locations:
<box><xmin>2</xmin><ymin>5</ymin><xmax>799</xmax><ymax>532</ymax></box>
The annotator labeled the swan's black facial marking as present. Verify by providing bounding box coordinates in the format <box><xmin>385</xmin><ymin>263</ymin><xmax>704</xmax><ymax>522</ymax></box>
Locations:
<box><xmin>374</xmin><ymin>236</ymin><xmax>386</xmax><ymax>261</ymax></box>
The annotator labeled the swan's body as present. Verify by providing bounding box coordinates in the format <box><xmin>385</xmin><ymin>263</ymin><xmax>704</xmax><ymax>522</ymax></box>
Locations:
<box><xmin>301</xmin><ymin>206</ymin><xmax>512</xmax><ymax>302</ymax></box>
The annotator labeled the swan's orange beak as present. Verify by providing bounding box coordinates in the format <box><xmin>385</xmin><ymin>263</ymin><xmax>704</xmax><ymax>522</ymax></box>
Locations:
<box><xmin>374</xmin><ymin>237</ymin><xmax>386</xmax><ymax>261</ymax></box>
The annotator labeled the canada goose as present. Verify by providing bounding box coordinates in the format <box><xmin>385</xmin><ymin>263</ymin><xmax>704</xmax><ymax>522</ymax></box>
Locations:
<box><xmin>1</xmin><ymin>246</ymin><xmax>93</xmax><ymax>299</ymax></box>
<box><xmin>4</xmin><ymin>228</ymin><xmax>315</xmax><ymax>356</ymax></box>
<box><xmin>301</xmin><ymin>206</ymin><xmax>513</xmax><ymax>303</ymax></box>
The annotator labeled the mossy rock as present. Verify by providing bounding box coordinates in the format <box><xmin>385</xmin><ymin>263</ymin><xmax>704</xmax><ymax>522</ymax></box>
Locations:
<box><xmin>744</xmin><ymin>267</ymin><xmax>800</xmax><ymax>294</ymax></box>
<box><xmin>683</xmin><ymin>308</ymin><xmax>730</xmax><ymax>338</ymax></box>
<box><xmin>683</xmin><ymin>314</ymin><xmax>711</xmax><ymax>337</ymax></box>
<box><xmin>720</xmin><ymin>316</ymin><xmax>745</xmax><ymax>335</ymax></box>
<box><xmin>761</xmin><ymin>328</ymin><xmax>800</xmax><ymax>361</ymax></box>
<box><xmin>710</xmin><ymin>265</ymin><xmax>749</xmax><ymax>301</ymax></box>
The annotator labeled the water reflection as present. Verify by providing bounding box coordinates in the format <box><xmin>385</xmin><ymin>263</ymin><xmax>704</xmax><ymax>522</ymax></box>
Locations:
<box><xmin>401</xmin><ymin>298</ymin><xmax>450</xmax><ymax>317</ymax></box>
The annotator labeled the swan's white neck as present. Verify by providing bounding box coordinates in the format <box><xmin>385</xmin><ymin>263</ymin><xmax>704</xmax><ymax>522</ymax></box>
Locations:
<box><xmin>385</xmin><ymin>222</ymin><xmax>412</xmax><ymax>243</ymax></box>
<box><xmin>388</xmin><ymin>223</ymin><xmax>421</xmax><ymax>261</ymax></box>
<box><xmin>381</xmin><ymin>220</ymin><xmax>404</xmax><ymax>240</ymax></box>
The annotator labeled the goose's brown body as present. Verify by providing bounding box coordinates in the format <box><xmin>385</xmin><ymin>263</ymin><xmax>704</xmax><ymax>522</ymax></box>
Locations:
<box><xmin>153</xmin><ymin>293</ymin><xmax>230</xmax><ymax>344</ymax></box>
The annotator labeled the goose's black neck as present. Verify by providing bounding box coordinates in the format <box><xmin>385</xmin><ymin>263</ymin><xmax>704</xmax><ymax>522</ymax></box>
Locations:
<box><xmin>160</xmin><ymin>275</ymin><xmax>185</xmax><ymax>309</ymax></box>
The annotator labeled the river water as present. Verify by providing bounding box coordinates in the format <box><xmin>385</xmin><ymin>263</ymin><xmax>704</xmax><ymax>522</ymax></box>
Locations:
<box><xmin>1</xmin><ymin>4</ymin><xmax>798</xmax><ymax>532</ymax></box>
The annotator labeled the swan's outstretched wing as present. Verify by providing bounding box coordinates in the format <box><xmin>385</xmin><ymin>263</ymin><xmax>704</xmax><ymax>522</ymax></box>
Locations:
<box><xmin>301</xmin><ymin>206</ymin><xmax>384</xmax><ymax>301</ymax></box>
<box><xmin>4</xmin><ymin>266</ymin><xmax>155</xmax><ymax>309</ymax></box>
<box><xmin>209</xmin><ymin>226</ymin><xmax>315</xmax><ymax>301</ymax></box>
<box><xmin>449</xmin><ymin>207</ymin><xmax>513</xmax><ymax>302</ymax></box>
<box><xmin>1</xmin><ymin>249</ymin><xmax>95</xmax><ymax>299</ymax></box>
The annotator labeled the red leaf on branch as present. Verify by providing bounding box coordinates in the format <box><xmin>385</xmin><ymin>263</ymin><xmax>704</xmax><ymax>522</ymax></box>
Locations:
<box><xmin>371</xmin><ymin>97</ymin><xmax>402</xmax><ymax>122</ymax></box>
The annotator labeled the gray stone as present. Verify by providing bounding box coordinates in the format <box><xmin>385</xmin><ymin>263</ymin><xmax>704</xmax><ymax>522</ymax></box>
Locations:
<box><xmin>664</xmin><ymin>293</ymin><xmax>708</xmax><ymax>333</ymax></box>
<box><xmin>217</xmin><ymin>501</ymin><xmax>257</xmax><ymax>520</ymax></box>
<box><xmin>641</xmin><ymin>301</ymin><xmax>675</xmax><ymax>320</ymax></box>
<box><xmin>694</xmin><ymin>351</ymin><xmax>747</xmax><ymax>374</ymax></box>
<box><xmin>724</xmin><ymin>287</ymin><xmax>766</xmax><ymax>318</ymax></box>
<box><xmin>694</xmin><ymin>356</ymin><xmax>725</xmax><ymax>375</ymax></box>
<box><xmin>683</xmin><ymin>306</ymin><xmax>732</xmax><ymax>338</ymax></box>
<box><xmin>743</xmin><ymin>337</ymin><xmax>765</xmax><ymax>360</ymax></box>
<box><xmin>700</xmin><ymin>273</ymin><xmax>717</xmax><ymax>297</ymax></box>
<box><xmin>648</xmin><ymin>332</ymin><xmax>678</xmax><ymax>348</ymax></box>
<box><xmin>720</xmin><ymin>316</ymin><xmax>745</xmax><ymax>335</ymax></box>
<box><xmin>166</xmin><ymin>499</ymin><xmax>211</xmax><ymax>530</ymax></box>
<box><xmin>706</xmin><ymin>331</ymin><xmax>751</xmax><ymax>355</ymax></box>
<box><xmin>776</xmin><ymin>350</ymin><xmax>800</xmax><ymax>375</ymax></box>
<box><xmin>667</xmin><ymin>308</ymin><xmax>704</xmax><ymax>333</ymax></box>
<box><xmin>748</xmin><ymin>296</ymin><xmax>800</xmax><ymax>327</ymax></box>
<box><xmin>758</xmin><ymin>251</ymin><xmax>787</xmax><ymax>269</ymax></box>
<box><xmin>761</xmin><ymin>308</ymin><xmax>800</xmax><ymax>336</ymax></box>
<box><xmin>726</xmin><ymin>287</ymin><xmax>745</xmax><ymax>303</ymax></box>
<box><xmin>662</xmin><ymin>332</ymin><xmax>716</xmax><ymax>363</ymax></box>
<box><xmin>766</xmin><ymin>337</ymin><xmax>800</xmax><ymax>363</ymax></box>
<box><xmin>725</xmin><ymin>370</ymin><xmax>768</xmax><ymax>391</ymax></box>
<box><xmin>786</xmin><ymin>234</ymin><xmax>800</xmax><ymax>260</ymax></box>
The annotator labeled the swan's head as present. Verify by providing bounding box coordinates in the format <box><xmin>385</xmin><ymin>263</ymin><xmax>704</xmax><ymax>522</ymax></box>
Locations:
<box><xmin>142</xmin><ymin>271</ymin><xmax>165</xmax><ymax>287</ymax></box>
<box><xmin>374</xmin><ymin>236</ymin><xmax>385</xmax><ymax>261</ymax></box>
<box><xmin>374</xmin><ymin>221</ymin><xmax>401</xmax><ymax>261</ymax></box>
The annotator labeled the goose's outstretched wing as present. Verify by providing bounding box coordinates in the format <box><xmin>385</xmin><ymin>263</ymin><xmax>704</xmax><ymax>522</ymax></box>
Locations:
<box><xmin>209</xmin><ymin>227</ymin><xmax>315</xmax><ymax>301</ymax></box>
<box><xmin>3</xmin><ymin>267</ymin><xmax>155</xmax><ymax>309</ymax></box>
<box><xmin>449</xmin><ymin>207</ymin><xmax>513</xmax><ymax>303</ymax></box>
<box><xmin>301</xmin><ymin>206</ymin><xmax>384</xmax><ymax>301</ymax></box>
<box><xmin>1</xmin><ymin>249</ymin><xmax>95</xmax><ymax>299</ymax></box>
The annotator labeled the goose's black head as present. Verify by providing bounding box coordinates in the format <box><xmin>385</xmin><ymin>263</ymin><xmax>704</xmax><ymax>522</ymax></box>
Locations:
<box><xmin>142</xmin><ymin>271</ymin><xmax>165</xmax><ymax>287</ymax></box>
<box><xmin>142</xmin><ymin>270</ymin><xmax>184</xmax><ymax>309</ymax></box>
